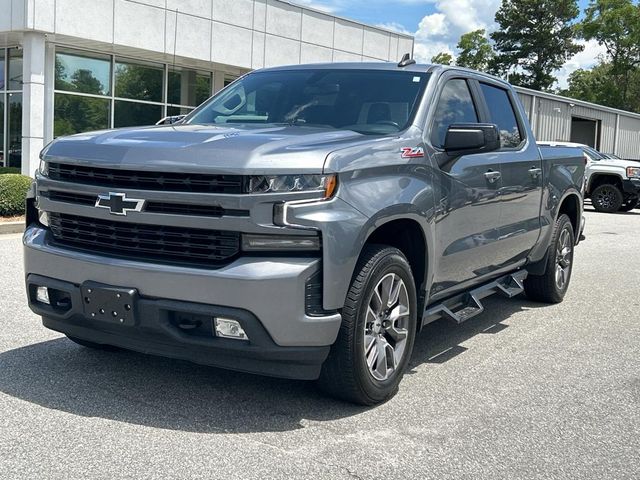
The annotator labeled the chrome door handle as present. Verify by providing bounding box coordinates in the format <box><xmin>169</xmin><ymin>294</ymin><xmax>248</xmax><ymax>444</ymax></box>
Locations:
<box><xmin>484</xmin><ymin>170</ymin><xmax>501</xmax><ymax>183</ymax></box>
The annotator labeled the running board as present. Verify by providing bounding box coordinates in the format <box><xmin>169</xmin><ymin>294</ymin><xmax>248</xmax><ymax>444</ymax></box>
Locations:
<box><xmin>422</xmin><ymin>270</ymin><xmax>528</xmax><ymax>326</ymax></box>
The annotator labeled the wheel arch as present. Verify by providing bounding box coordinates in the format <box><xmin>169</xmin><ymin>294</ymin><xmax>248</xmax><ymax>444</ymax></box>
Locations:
<box><xmin>587</xmin><ymin>172</ymin><xmax>624</xmax><ymax>195</ymax></box>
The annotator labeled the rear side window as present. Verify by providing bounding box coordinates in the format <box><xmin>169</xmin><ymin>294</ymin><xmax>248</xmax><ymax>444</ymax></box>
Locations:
<box><xmin>480</xmin><ymin>83</ymin><xmax>523</xmax><ymax>148</ymax></box>
<box><xmin>431</xmin><ymin>79</ymin><xmax>478</xmax><ymax>148</ymax></box>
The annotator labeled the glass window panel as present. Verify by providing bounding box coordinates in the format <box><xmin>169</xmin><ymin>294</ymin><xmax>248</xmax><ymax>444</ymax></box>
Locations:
<box><xmin>7</xmin><ymin>93</ymin><xmax>22</xmax><ymax>168</ymax></box>
<box><xmin>54</xmin><ymin>93</ymin><xmax>110</xmax><ymax>137</ymax></box>
<box><xmin>167</xmin><ymin>106</ymin><xmax>193</xmax><ymax>116</ymax></box>
<box><xmin>168</xmin><ymin>67</ymin><xmax>211</xmax><ymax>107</ymax></box>
<box><xmin>0</xmin><ymin>50</ymin><xmax>5</xmax><ymax>90</ymax></box>
<box><xmin>115</xmin><ymin>60</ymin><xmax>163</xmax><ymax>102</ymax></box>
<box><xmin>431</xmin><ymin>79</ymin><xmax>478</xmax><ymax>148</ymax></box>
<box><xmin>479</xmin><ymin>83</ymin><xmax>523</xmax><ymax>148</ymax></box>
<box><xmin>55</xmin><ymin>50</ymin><xmax>111</xmax><ymax>96</ymax></box>
<box><xmin>0</xmin><ymin>94</ymin><xmax>4</xmax><ymax>166</ymax></box>
<box><xmin>114</xmin><ymin>100</ymin><xmax>163</xmax><ymax>128</ymax></box>
<box><xmin>8</xmin><ymin>48</ymin><xmax>23</xmax><ymax>91</ymax></box>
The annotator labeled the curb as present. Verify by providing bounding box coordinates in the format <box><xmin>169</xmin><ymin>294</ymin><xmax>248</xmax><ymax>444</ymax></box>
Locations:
<box><xmin>0</xmin><ymin>222</ymin><xmax>24</xmax><ymax>235</ymax></box>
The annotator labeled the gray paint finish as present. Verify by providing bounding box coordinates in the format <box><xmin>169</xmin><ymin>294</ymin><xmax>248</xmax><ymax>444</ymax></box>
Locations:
<box><xmin>26</xmin><ymin>63</ymin><xmax>584</xmax><ymax>358</ymax></box>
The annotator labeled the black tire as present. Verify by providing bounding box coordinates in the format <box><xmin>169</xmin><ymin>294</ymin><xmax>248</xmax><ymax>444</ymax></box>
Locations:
<box><xmin>317</xmin><ymin>245</ymin><xmax>418</xmax><ymax>405</ymax></box>
<box><xmin>66</xmin><ymin>335</ymin><xmax>120</xmax><ymax>351</ymax></box>
<box><xmin>618</xmin><ymin>197</ymin><xmax>639</xmax><ymax>212</ymax></box>
<box><xmin>591</xmin><ymin>184</ymin><xmax>623</xmax><ymax>213</ymax></box>
<box><xmin>524</xmin><ymin>214</ymin><xmax>575</xmax><ymax>304</ymax></box>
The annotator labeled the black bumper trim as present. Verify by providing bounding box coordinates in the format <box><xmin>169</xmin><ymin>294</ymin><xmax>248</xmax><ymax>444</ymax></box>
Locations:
<box><xmin>27</xmin><ymin>274</ymin><xmax>329</xmax><ymax>380</ymax></box>
<box><xmin>622</xmin><ymin>178</ymin><xmax>640</xmax><ymax>196</ymax></box>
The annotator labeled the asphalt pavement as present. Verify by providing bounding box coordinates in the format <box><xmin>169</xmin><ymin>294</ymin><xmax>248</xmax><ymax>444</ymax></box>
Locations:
<box><xmin>0</xmin><ymin>208</ymin><xmax>639</xmax><ymax>479</ymax></box>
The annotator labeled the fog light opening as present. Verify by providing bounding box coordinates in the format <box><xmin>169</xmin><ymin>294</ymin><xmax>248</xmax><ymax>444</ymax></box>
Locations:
<box><xmin>214</xmin><ymin>317</ymin><xmax>248</xmax><ymax>341</ymax></box>
<box><xmin>36</xmin><ymin>286</ymin><xmax>50</xmax><ymax>305</ymax></box>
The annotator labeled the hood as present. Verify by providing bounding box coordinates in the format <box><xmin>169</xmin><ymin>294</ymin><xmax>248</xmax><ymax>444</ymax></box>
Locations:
<box><xmin>43</xmin><ymin>124</ymin><xmax>382</xmax><ymax>175</ymax></box>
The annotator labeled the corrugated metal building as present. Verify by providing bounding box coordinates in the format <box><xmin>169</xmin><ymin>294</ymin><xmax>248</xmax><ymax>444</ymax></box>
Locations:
<box><xmin>516</xmin><ymin>87</ymin><xmax>640</xmax><ymax>160</ymax></box>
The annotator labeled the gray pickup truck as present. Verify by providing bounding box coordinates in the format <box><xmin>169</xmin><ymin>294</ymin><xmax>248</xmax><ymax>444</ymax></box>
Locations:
<box><xmin>24</xmin><ymin>60</ymin><xmax>585</xmax><ymax>405</ymax></box>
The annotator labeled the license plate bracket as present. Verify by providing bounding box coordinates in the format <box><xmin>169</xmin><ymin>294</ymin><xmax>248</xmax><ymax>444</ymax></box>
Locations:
<box><xmin>81</xmin><ymin>282</ymin><xmax>138</xmax><ymax>326</ymax></box>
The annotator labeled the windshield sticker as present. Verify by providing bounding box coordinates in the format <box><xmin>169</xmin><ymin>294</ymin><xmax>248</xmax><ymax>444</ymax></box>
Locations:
<box><xmin>401</xmin><ymin>147</ymin><xmax>425</xmax><ymax>158</ymax></box>
<box><xmin>413</xmin><ymin>76</ymin><xmax>421</xmax><ymax>82</ymax></box>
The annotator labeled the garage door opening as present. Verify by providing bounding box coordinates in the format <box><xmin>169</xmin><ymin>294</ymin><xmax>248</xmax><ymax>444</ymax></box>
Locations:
<box><xmin>570</xmin><ymin>117</ymin><xmax>600</xmax><ymax>148</ymax></box>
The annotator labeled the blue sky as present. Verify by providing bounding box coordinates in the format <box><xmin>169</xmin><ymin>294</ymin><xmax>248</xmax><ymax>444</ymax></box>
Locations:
<box><xmin>293</xmin><ymin>0</ymin><xmax>601</xmax><ymax>88</ymax></box>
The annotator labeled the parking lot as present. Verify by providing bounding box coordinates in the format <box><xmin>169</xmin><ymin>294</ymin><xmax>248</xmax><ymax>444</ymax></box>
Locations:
<box><xmin>0</xmin><ymin>207</ymin><xmax>639</xmax><ymax>479</ymax></box>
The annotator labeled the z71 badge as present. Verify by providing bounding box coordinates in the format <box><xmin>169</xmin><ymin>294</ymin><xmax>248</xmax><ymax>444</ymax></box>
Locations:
<box><xmin>400</xmin><ymin>147</ymin><xmax>425</xmax><ymax>158</ymax></box>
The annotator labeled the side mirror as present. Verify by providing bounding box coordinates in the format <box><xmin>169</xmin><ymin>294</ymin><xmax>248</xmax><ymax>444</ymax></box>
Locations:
<box><xmin>444</xmin><ymin>123</ymin><xmax>501</xmax><ymax>156</ymax></box>
<box><xmin>156</xmin><ymin>115</ymin><xmax>186</xmax><ymax>126</ymax></box>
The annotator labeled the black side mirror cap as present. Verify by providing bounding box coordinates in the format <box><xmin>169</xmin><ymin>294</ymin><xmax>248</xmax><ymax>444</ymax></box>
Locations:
<box><xmin>444</xmin><ymin>123</ymin><xmax>501</xmax><ymax>156</ymax></box>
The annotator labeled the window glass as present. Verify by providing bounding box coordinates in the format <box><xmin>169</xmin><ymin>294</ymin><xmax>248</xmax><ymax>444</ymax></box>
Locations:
<box><xmin>0</xmin><ymin>94</ymin><xmax>4</xmax><ymax>165</ymax></box>
<box><xmin>583</xmin><ymin>146</ymin><xmax>604</xmax><ymax>160</ymax></box>
<box><xmin>8</xmin><ymin>49</ymin><xmax>23</xmax><ymax>91</ymax></box>
<box><xmin>167</xmin><ymin>106</ymin><xmax>193</xmax><ymax>116</ymax></box>
<box><xmin>55</xmin><ymin>50</ymin><xmax>111</xmax><ymax>96</ymax></box>
<box><xmin>54</xmin><ymin>93</ymin><xmax>110</xmax><ymax>137</ymax></box>
<box><xmin>188</xmin><ymin>70</ymin><xmax>430</xmax><ymax>135</ymax></box>
<box><xmin>115</xmin><ymin>60</ymin><xmax>163</xmax><ymax>102</ymax></box>
<box><xmin>480</xmin><ymin>83</ymin><xmax>523</xmax><ymax>148</ymax></box>
<box><xmin>7</xmin><ymin>93</ymin><xmax>22</xmax><ymax>168</ymax></box>
<box><xmin>0</xmin><ymin>50</ymin><xmax>5</xmax><ymax>90</ymax></box>
<box><xmin>168</xmin><ymin>68</ymin><xmax>211</xmax><ymax>106</ymax></box>
<box><xmin>114</xmin><ymin>100</ymin><xmax>163</xmax><ymax>128</ymax></box>
<box><xmin>431</xmin><ymin>79</ymin><xmax>478</xmax><ymax>148</ymax></box>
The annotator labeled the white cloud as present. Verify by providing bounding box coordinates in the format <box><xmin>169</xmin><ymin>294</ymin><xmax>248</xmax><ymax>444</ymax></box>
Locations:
<box><xmin>413</xmin><ymin>0</ymin><xmax>500</xmax><ymax>62</ymax></box>
<box><xmin>376</xmin><ymin>22</ymin><xmax>413</xmax><ymax>36</ymax></box>
<box><xmin>555</xmin><ymin>39</ymin><xmax>608</xmax><ymax>89</ymax></box>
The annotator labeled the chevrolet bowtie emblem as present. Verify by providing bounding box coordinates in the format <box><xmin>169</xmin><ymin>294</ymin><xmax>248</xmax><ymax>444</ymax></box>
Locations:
<box><xmin>95</xmin><ymin>192</ymin><xmax>146</xmax><ymax>216</ymax></box>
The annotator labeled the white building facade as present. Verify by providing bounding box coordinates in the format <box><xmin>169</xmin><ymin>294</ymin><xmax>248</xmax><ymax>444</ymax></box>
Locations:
<box><xmin>0</xmin><ymin>0</ymin><xmax>415</xmax><ymax>175</ymax></box>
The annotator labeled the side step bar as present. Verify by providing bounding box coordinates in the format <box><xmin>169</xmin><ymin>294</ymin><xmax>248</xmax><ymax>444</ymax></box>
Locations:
<box><xmin>422</xmin><ymin>270</ymin><xmax>528</xmax><ymax>326</ymax></box>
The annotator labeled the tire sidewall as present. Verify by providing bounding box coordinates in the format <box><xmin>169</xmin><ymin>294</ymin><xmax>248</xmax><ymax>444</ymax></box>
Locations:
<box><xmin>592</xmin><ymin>184</ymin><xmax>623</xmax><ymax>213</ymax></box>
<box><xmin>550</xmin><ymin>215</ymin><xmax>575</xmax><ymax>297</ymax></box>
<box><xmin>352</xmin><ymin>250</ymin><xmax>417</xmax><ymax>402</ymax></box>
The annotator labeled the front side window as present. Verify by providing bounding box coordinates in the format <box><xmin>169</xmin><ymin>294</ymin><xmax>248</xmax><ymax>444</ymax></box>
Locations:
<box><xmin>430</xmin><ymin>79</ymin><xmax>478</xmax><ymax>148</ymax></box>
<box><xmin>480</xmin><ymin>83</ymin><xmax>523</xmax><ymax>148</ymax></box>
<box><xmin>187</xmin><ymin>69</ymin><xmax>430</xmax><ymax>135</ymax></box>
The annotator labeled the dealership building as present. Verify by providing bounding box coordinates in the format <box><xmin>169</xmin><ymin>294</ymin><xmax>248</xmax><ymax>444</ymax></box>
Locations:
<box><xmin>1</xmin><ymin>0</ymin><xmax>639</xmax><ymax>177</ymax></box>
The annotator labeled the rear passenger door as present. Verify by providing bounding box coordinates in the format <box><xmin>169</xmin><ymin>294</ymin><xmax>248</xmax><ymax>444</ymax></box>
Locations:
<box><xmin>477</xmin><ymin>81</ymin><xmax>543</xmax><ymax>266</ymax></box>
<box><xmin>427</xmin><ymin>77</ymin><xmax>505</xmax><ymax>298</ymax></box>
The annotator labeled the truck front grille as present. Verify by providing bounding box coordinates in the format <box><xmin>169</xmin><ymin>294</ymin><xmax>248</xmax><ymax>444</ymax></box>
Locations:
<box><xmin>48</xmin><ymin>212</ymin><xmax>240</xmax><ymax>268</ymax></box>
<box><xmin>48</xmin><ymin>163</ymin><xmax>244</xmax><ymax>194</ymax></box>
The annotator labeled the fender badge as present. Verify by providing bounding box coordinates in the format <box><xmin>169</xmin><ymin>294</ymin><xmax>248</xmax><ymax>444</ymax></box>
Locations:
<box><xmin>401</xmin><ymin>147</ymin><xmax>425</xmax><ymax>158</ymax></box>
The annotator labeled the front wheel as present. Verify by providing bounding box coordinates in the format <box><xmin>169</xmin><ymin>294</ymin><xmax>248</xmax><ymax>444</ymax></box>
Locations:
<box><xmin>524</xmin><ymin>214</ymin><xmax>575</xmax><ymax>304</ymax></box>
<box><xmin>591</xmin><ymin>184</ymin><xmax>623</xmax><ymax>212</ymax></box>
<box><xmin>318</xmin><ymin>245</ymin><xmax>417</xmax><ymax>405</ymax></box>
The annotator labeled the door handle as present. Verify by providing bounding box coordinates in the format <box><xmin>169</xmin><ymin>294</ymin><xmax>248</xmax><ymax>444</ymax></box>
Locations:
<box><xmin>484</xmin><ymin>170</ymin><xmax>501</xmax><ymax>183</ymax></box>
<box><xmin>528</xmin><ymin>167</ymin><xmax>542</xmax><ymax>178</ymax></box>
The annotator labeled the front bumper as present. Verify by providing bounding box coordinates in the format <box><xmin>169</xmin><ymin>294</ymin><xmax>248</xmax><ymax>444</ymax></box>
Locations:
<box><xmin>24</xmin><ymin>225</ymin><xmax>342</xmax><ymax>378</ymax></box>
<box><xmin>622</xmin><ymin>178</ymin><xmax>640</xmax><ymax>197</ymax></box>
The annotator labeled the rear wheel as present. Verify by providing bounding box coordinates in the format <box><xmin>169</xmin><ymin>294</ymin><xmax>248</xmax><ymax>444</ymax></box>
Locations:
<box><xmin>591</xmin><ymin>184</ymin><xmax>623</xmax><ymax>212</ymax></box>
<box><xmin>66</xmin><ymin>335</ymin><xmax>119</xmax><ymax>351</ymax></box>
<box><xmin>524</xmin><ymin>214</ymin><xmax>574</xmax><ymax>304</ymax></box>
<box><xmin>318</xmin><ymin>245</ymin><xmax>417</xmax><ymax>405</ymax></box>
<box><xmin>618</xmin><ymin>197</ymin><xmax>639</xmax><ymax>212</ymax></box>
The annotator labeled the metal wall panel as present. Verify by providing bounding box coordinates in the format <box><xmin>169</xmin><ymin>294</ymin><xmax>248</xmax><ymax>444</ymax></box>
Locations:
<box><xmin>518</xmin><ymin>92</ymin><xmax>532</xmax><ymax>119</ymax></box>
<box><xmin>617</xmin><ymin>116</ymin><xmax>640</xmax><ymax>160</ymax></box>
<box><xmin>569</xmin><ymin>105</ymin><xmax>616</xmax><ymax>153</ymax></box>
<box><xmin>533</xmin><ymin>97</ymin><xmax>571</xmax><ymax>142</ymax></box>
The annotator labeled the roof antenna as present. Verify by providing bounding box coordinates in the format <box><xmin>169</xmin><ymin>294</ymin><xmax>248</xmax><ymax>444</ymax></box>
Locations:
<box><xmin>398</xmin><ymin>53</ymin><xmax>416</xmax><ymax>68</ymax></box>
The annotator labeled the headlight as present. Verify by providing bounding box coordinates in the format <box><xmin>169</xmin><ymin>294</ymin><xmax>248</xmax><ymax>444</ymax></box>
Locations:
<box><xmin>38</xmin><ymin>159</ymin><xmax>48</xmax><ymax>176</ymax></box>
<box><xmin>247</xmin><ymin>174</ymin><xmax>337</xmax><ymax>198</ymax></box>
<box><xmin>627</xmin><ymin>166</ymin><xmax>640</xmax><ymax>178</ymax></box>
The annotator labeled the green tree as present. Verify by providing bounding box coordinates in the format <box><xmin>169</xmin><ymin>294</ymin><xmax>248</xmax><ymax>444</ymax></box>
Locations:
<box><xmin>431</xmin><ymin>52</ymin><xmax>453</xmax><ymax>65</ymax></box>
<box><xmin>580</xmin><ymin>0</ymin><xmax>640</xmax><ymax>110</ymax></box>
<box><xmin>456</xmin><ymin>29</ymin><xmax>495</xmax><ymax>71</ymax></box>
<box><xmin>491</xmin><ymin>0</ymin><xmax>583</xmax><ymax>90</ymax></box>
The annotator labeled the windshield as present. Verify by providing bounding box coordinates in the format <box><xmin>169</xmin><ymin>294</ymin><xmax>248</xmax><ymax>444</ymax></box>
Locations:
<box><xmin>186</xmin><ymin>69</ymin><xmax>430</xmax><ymax>135</ymax></box>
<box><xmin>582</xmin><ymin>146</ymin><xmax>605</xmax><ymax>160</ymax></box>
